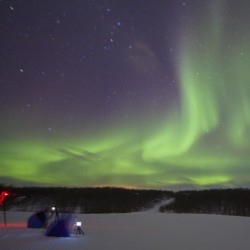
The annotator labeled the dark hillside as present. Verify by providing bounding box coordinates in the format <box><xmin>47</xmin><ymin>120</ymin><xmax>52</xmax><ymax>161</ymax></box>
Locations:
<box><xmin>0</xmin><ymin>186</ymin><xmax>172</xmax><ymax>213</ymax></box>
<box><xmin>160</xmin><ymin>189</ymin><xmax>250</xmax><ymax>217</ymax></box>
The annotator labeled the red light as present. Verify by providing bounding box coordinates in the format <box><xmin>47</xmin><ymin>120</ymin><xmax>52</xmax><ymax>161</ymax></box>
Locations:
<box><xmin>0</xmin><ymin>191</ymin><xmax>9</xmax><ymax>205</ymax></box>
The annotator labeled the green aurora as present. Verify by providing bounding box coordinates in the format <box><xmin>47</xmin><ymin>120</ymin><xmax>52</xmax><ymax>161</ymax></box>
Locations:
<box><xmin>1</xmin><ymin>1</ymin><xmax>250</xmax><ymax>190</ymax></box>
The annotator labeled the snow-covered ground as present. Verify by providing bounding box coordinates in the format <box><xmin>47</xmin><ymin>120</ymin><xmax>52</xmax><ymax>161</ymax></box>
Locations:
<box><xmin>1</xmin><ymin>210</ymin><xmax>250</xmax><ymax>250</ymax></box>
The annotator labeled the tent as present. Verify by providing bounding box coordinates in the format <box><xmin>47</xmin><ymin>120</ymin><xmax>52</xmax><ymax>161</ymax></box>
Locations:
<box><xmin>27</xmin><ymin>211</ymin><xmax>47</xmax><ymax>228</ymax></box>
<box><xmin>45</xmin><ymin>214</ymin><xmax>73</xmax><ymax>237</ymax></box>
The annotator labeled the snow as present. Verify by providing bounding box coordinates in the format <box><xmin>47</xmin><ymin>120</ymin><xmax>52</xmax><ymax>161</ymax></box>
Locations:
<box><xmin>1</xmin><ymin>211</ymin><xmax>250</xmax><ymax>250</ymax></box>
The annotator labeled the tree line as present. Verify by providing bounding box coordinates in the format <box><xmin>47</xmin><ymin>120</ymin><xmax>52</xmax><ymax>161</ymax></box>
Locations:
<box><xmin>160</xmin><ymin>188</ymin><xmax>250</xmax><ymax>216</ymax></box>
<box><xmin>2</xmin><ymin>185</ymin><xmax>250</xmax><ymax>216</ymax></box>
<box><xmin>0</xmin><ymin>185</ymin><xmax>172</xmax><ymax>213</ymax></box>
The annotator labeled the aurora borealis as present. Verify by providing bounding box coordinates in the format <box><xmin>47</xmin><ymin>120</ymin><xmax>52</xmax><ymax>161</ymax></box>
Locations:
<box><xmin>1</xmin><ymin>0</ymin><xmax>250</xmax><ymax>190</ymax></box>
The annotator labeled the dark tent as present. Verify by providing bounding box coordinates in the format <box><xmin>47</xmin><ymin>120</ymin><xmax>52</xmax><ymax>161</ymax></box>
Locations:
<box><xmin>45</xmin><ymin>214</ymin><xmax>73</xmax><ymax>237</ymax></box>
<box><xmin>27</xmin><ymin>211</ymin><xmax>47</xmax><ymax>228</ymax></box>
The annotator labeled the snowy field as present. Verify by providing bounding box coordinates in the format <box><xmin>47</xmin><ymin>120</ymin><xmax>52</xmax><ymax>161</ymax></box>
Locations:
<box><xmin>1</xmin><ymin>211</ymin><xmax>250</xmax><ymax>250</ymax></box>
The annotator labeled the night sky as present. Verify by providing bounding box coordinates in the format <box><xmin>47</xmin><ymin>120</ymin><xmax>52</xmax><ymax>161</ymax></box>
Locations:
<box><xmin>1</xmin><ymin>0</ymin><xmax>250</xmax><ymax>190</ymax></box>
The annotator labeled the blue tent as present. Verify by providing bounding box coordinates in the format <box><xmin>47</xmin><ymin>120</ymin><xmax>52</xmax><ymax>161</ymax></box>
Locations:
<box><xmin>45</xmin><ymin>214</ymin><xmax>73</xmax><ymax>237</ymax></box>
<box><xmin>27</xmin><ymin>211</ymin><xmax>46</xmax><ymax>228</ymax></box>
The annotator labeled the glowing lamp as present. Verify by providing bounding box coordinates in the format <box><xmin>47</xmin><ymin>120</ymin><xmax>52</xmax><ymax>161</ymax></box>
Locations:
<box><xmin>75</xmin><ymin>221</ymin><xmax>84</xmax><ymax>234</ymax></box>
<box><xmin>76</xmin><ymin>221</ymin><xmax>82</xmax><ymax>227</ymax></box>
<box><xmin>51</xmin><ymin>206</ymin><xmax>56</xmax><ymax>211</ymax></box>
